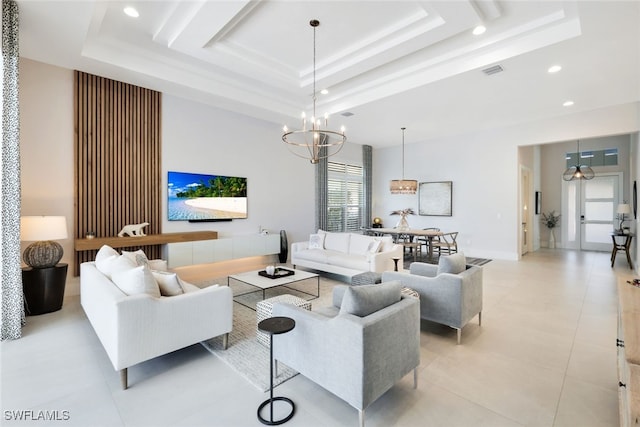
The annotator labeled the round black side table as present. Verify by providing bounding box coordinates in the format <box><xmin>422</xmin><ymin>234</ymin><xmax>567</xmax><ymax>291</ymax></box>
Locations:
<box><xmin>21</xmin><ymin>263</ymin><xmax>68</xmax><ymax>315</ymax></box>
<box><xmin>257</xmin><ymin>316</ymin><xmax>295</xmax><ymax>425</ymax></box>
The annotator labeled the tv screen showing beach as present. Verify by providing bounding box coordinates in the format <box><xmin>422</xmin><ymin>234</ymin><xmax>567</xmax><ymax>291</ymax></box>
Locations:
<box><xmin>168</xmin><ymin>171</ymin><xmax>247</xmax><ymax>221</ymax></box>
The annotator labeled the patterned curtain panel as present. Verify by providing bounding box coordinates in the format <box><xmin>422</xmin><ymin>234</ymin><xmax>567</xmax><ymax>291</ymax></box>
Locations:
<box><xmin>315</xmin><ymin>143</ymin><xmax>328</xmax><ymax>231</ymax></box>
<box><xmin>362</xmin><ymin>145</ymin><xmax>372</xmax><ymax>229</ymax></box>
<box><xmin>1</xmin><ymin>0</ymin><xmax>23</xmax><ymax>340</ymax></box>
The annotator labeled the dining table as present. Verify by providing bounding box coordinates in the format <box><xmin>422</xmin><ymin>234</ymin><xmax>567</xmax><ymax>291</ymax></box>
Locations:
<box><xmin>364</xmin><ymin>227</ymin><xmax>444</xmax><ymax>260</ymax></box>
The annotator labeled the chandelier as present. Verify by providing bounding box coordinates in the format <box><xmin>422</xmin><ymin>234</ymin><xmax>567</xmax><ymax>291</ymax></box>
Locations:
<box><xmin>390</xmin><ymin>127</ymin><xmax>417</xmax><ymax>194</ymax></box>
<box><xmin>563</xmin><ymin>140</ymin><xmax>594</xmax><ymax>181</ymax></box>
<box><xmin>282</xmin><ymin>20</ymin><xmax>346</xmax><ymax>164</ymax></box>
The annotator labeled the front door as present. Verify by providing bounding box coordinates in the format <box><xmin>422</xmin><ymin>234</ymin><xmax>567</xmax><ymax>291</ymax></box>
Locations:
<box><xmin>563</xmin><ymin>173</ymin><xmax>622</xmax><ymax>251</ymax></box>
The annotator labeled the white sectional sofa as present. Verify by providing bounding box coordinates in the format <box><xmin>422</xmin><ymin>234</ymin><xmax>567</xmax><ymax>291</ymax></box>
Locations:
<box><xmin>80</xmin><ymin>246</ymin><xmax>233</xmax><ymax>389</ymax></box>
<box><xmin>291</xmin><ymin>230</ymin><xmax>403</xmax><ymax>277</ymax></box>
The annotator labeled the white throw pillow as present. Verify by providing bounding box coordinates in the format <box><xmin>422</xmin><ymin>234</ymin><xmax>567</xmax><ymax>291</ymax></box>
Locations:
<box><xmin>95</xmin><ymin>245</ymin><xmax>118</xmax><ymax>264</ymax></box>
<box><xmin>151</xmin><ymin>270</ymin><xmax>185</xmax><ymax>296</ymax></box>
<box><xmin>96</xmin><ymin>254</ymin><xmax>137</xmax><ymax>279</ymax></box>
<box><xmin>112</xmin><ymin>265</ymin><xmax>161</xmax><ymax>297</ymax></box>
<box><xmin>366</xmin><ymin>240</ymin><xmax>382</xmax><ymax>254</ymax></box>
<box><xmin>308</xmin><ymin>233</ymin><xmax>325</xmax><ymax>249</ymax></box>
<box><xmin>147</xmin><ymin>259</ymin><xmax>168</xmax><ymax>271</ymax></box>
<box><xmin>122</xmin><ymin>249</ymin><xmax>149</xmax><ymax>266</ymax></box>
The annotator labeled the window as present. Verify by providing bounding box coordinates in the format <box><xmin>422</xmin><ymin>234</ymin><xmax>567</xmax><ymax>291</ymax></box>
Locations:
<box><xmin>327</xmin><ymin>162</ymin><xmax>363</xmax><ymax>232</ymax></box>
<box><xmin>565</xmin><ymin>148</ymin><xmax>618</xmax><ymax>167</ymax></box>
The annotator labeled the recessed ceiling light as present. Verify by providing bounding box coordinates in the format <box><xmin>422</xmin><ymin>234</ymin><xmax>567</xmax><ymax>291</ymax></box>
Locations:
<box><xmin>320</xmin><ymin>89</ymin><xmax>329</xmax><ymax>95</ymax></box>
<box><xmin>123</xmin><ymin>6</ymin><xmax>139</xmax><ymax>18</ymax></box>
<box><xmin>473</xmin><ymin>25</ymin><xmax>486</xmax><ymax>35</ymax></box>
<box><xmin>548</xmin><ymin>65</ymin><xmax>562</xmax><ymax>73</ymax></box>
<box><xmin>563</xmin><ymin>100</ymin><xmax>574</xmax><ymax>107</ymax></box>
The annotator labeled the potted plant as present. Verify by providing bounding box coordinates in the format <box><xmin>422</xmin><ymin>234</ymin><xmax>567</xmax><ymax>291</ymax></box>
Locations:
<box><xmin>390</xmin><ymin>208</ymin><xmax>414</xmax><ymax>231</ymax></box>
<box><xmin>541</xmin><ymin>210</ymin><xmax>560</xmax><ymax>248</ymax></box>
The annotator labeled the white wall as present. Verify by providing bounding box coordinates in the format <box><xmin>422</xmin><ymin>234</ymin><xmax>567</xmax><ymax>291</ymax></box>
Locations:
<box><xmin>19</xmin><ymin>59</ymin><xmax>76</xmax><ymax>291</ymax></box>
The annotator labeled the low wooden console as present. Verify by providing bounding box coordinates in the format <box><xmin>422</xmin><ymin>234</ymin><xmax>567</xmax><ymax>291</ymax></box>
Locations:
<box><xmin>617</xmin><ymin>278</ymin><xmax>640</xmax><ymax>426</ymax></box>
<box><xmin>74</xmin><ymin>231</ymin><xmax>218</xmax><ymax>251</ymax></box>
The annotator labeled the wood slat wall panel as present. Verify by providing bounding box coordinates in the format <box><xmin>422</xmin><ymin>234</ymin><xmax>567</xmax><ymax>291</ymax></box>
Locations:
<box><xmin>74</xmin><ymin>71</ymin><xmax>162</xmax><ymax>275</ymax></box>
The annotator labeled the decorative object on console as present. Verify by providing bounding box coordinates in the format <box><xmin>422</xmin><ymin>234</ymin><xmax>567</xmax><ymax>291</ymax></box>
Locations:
<box><xmin>20</xmin><ymin>216</ymin><xmax>68</xmax><ymax>268</ymax></box>
<box><xmin>617</xmin><ymin>203</ymin><xmax>631</xmax><ymax>233</ymax></box>
<box><xmin>390</xmin><ymin>208</ymin><xmax>414</xmax><ymax>231</ymax></box>
<box><xmin>390</xmin><ymin>127</ymin><xmax>417</xmax><ymax>194</ymax></box>
<box><xmin>372</xmin><ymin>217</ymin><xmax>383</xmax><ymax>228</ymax></box>
<box><xmin>168</xmin><ymin>171</ymin><xmax>247</xmax><ymax>221</ymax></box>
<box><xmin>563</xmin><ymin>140</ymin><xmax>594</xmax><ymax>181</ymax></box>
<box><xmin>117</xmin><ymin>222</ymin><xmax>149</xmax><ymax>237</ymax></box>
<box><xmin>419</xmin><ymin>181</ymin><xmax>453</xmax><ymax>216</ymax></box>
<box><xmin>278</xmin><ymin>230</ymin><xmax>288</xmax><ymax>263</ymax></box>
<box><xmin>282</xmin><ymin>20</ymin><xmax>346</xmax><ymax>164</ymax></box>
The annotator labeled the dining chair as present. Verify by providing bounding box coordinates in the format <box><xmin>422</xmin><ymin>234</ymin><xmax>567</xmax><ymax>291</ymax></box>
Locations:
<box><xmin>432</xmin><ymin>231</ymin><xmax>458</xmax><ymax>255</ymax></box>
<box><xmin>417</xmin><ymin>228</ymin><xmax>440</xmax><ymax>255</ymax></box>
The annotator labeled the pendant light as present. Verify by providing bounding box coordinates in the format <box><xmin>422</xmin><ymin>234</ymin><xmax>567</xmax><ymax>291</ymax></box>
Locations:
<box><xmin>282</xmin><ymin>20</ymin><xmax>346</xmax><ymax>164</ymax></box>
<box><xmin>390</xmin><ymin>127</ymin><xmax>417</xmax><ymax>194</ymax></box>
<box><xmin>563</xmin><ymin>140</ymin><xmax>595</xmax><ymax>181</ymax></box>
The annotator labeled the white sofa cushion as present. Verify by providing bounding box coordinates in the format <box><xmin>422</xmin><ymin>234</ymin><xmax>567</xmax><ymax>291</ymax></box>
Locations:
<box><xmin>376</xmin><ymin>236</ymin><xmax>395</xmax><ymax>252</ymax></box>
<box><xmin>95</xmin><ymin>245</ymin><xmax>119</xmax><ymax>265</ymax></box>
<box><xmin>324</xmin><ymin>231</ymin><xmax>350</xmax><ymax>253</ymax></box>
<box><xmin>122</xmin><ymin>249</ymin><xmax>148</xmax><ymax>266</ymax></box>
<box><xmin>327</xmin><ymin>252</ymin><xmax>369</xmax><ymax>271</ymax></box>
<box><xmin>112</xmin><ymin>265</ymin><xmax>161</xmax><ymax>297</ymax></box>
<box><xmin>349</xmin><ymin>233</ymin><xmax>374</xmax><ymax>255</ymax></box>
<box><xmin>152</xmin><ymin>270</ymin><xmax>185</xmax><ymax>296</ymax></box>
<box><xmin>295</xmin><ymin>248</ymin><xmax>330</xmax><ymax>264</ymax></box>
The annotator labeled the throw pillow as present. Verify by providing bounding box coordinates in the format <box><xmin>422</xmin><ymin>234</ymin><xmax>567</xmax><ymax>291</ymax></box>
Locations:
<box><xmin>339</xmin><ymin>280</ymin><xmax>402</xmax><ymax>317</ymax></box>
<box><xmin>147</xmin><ymin>259</ymin><xmax>168</xmax><ymax>271</ymax></box>
<box><xmin>96</xmin><ymin>254</ymin><xmax>137</xmax><ymax>279</ymax></box>
<box><xmin>437</xmin><ymin>252</ymin><xmax>466</xmax><ymax>275</ymax></box>
<box><xmin>151</xmin><ymin>270</ymin><xmax>185</xmax><ymax>296</ymax></box>
<box><xmin>95</xmin><ymin>245</ymin><xmax>118</xmax><ymax>264</ymax></box>
<box><xmin>366</xmin><ymin>240</ymin><xmax>382</xmax><ymax>254</ymax></box>
<box><xmin>112</xmin><ymin>265</ymin><xmax>161</xmax><ymax>297</ymax></box>
<box><xmin>122</xmin><ymin>249</ymin><xmax>149</xmax><ymax>266</ymax></box>
<box><xmin>308</xmin><ymin>233</ymin><xmax>324</xmax><ymax>249</ymax></box>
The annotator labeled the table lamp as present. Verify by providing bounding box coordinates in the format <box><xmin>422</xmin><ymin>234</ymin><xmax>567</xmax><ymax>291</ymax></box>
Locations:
<box><xmin>20</xmin><ymin>216</ymin><xmax>68</xmax><ymax>268</ymax></box>
<box><xmin>617</xmin><ymin>204</ymin><xmax>631</xmax><ymax>233</ymax></box>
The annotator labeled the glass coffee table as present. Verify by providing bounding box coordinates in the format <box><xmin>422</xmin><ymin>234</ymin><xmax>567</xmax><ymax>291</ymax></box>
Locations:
<box><xmin>227</xmin><ymin>268</ymin><xmax>320</xmax><ymax>310</ymax></box>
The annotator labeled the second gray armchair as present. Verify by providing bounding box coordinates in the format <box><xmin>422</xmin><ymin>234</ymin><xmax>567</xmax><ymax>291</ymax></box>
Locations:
<box><xmin>382</xmin><ymin>252</ymin><xmax>482</xmax><ymax>344</ymax></box>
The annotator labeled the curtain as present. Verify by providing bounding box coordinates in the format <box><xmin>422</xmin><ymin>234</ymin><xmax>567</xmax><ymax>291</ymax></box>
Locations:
<box><xmin>1</xmin><ymin>0</ymin><xmax>23</xmax><ymax>340</ymax></box>
<box><xmin>362</xmin><ymin>145</ymin><xmax>372</xmax><ymax>229</ymax></box>
<box><xmin>315</xmin><ymin>142</ymin><xmax>328</xmax><ymax>231</ymax></box>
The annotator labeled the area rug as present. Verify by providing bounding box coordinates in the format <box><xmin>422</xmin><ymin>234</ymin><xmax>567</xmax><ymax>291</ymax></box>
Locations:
<box><xmin>199</xmin><ymin>276</ymin><xmax>336</xmax><ymax>392</ymax></box>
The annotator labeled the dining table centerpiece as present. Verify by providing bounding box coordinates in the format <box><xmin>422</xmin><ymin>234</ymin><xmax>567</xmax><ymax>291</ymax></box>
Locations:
<box><xmin>391</xmin><ymin>208</ymin><xmax>415</xmax><ymax>231</ymax></box>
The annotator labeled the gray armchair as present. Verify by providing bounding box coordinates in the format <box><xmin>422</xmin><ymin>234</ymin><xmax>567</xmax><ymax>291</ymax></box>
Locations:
<box><xmin>382</xmin><ymin>253</ymin><xmax>482</xmax><ymax>344</ymax></box>
<box><xmin>271</xmin><ymin>281</ymin><xmax>420</xmax><ymax>427</ymax></box>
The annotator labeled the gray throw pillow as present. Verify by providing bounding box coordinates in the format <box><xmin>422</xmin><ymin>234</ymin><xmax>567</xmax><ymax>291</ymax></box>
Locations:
<box><xmin>339</xmin><ymin>280</ymin><xmax>402</xmax><ymax>317</ymax></box>
<box><xmin>437</xmin><ymin>252</ymin><xmax>466</xmax><ymax>275</ymax></box>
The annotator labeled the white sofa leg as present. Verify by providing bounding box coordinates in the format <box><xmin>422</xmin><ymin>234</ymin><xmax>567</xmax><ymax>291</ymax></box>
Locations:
<box><xmin>223</xmin><ymin>333</ymin><xmax>229</xmax><ymax>350</ymax></box>
<box><xmin>413</xmin><ymin>367</ymin><xmax>418</xmax><ymax>389</ymax></box>
<box><xmin>359</xmin><ymin>409</ymin><xmax>365</xmax><ymax>427</ymax></box>
<box><xmin>120</xmin><ymin>368</ymin><xmax>128</xmax><ymax>390</ymax></box>
<box><xmin>456</xmin><ymin>328</ymin><xmax>462</xmax><ymax>345</ymax></box>
<box><xmin>478</xmin><ymin>311</ymin><xmax>482</xmax><ymax>326</ymax></box>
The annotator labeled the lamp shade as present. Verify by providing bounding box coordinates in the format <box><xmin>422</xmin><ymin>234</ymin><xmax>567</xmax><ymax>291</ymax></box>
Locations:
<box><xmin>617</xmin><ymin>204</ymin><xmax>631</xmax><ymax>215</ymax></box>
<box><xmin>20</xmin><ymin>216</ymin><xmax>68</xmax><ymax>241</ymax></box>
<box><xmin>20</xmin><ymin>216</ymin><xmax>68</xmax><ymax>268</ymax></box>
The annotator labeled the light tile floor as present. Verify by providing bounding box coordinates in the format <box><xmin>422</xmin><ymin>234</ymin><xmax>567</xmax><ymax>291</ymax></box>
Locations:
<box><xmin>1</xmin><ymin>249</ymin><xmax>630</xmax><ymax>426</ymax></box>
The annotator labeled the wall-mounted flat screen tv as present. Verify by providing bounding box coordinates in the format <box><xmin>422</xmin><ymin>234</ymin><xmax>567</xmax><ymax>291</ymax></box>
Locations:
<box><xmin>168</xmin><ymin>171</ymin><xmax>247</xmax><ymax>221</ymax></box>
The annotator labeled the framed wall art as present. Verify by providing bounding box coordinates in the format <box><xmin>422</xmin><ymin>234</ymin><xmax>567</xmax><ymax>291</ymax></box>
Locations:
<box><xmin>419</xmin><ymin>181</ymin><xmax>452</xmax><ymax>216</ymax></box>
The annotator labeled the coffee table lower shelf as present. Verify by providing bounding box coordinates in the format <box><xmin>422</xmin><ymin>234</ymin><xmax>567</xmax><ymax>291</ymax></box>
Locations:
<box><xmin>227</xmin><ymin>269</ymin><xmax>320</xmax><ymax>311</ymax></box>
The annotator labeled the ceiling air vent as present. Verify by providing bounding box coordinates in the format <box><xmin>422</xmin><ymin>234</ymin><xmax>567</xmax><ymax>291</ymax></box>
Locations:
<box><xmin>482</xmin><ymin>65</ymin><xmax>504</xmax><ymax>76</ymax></box>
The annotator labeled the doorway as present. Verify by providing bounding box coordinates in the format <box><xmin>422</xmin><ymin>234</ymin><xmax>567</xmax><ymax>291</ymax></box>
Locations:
<box><xmin>562</xmin><ymin>173</ymin><xmax>623</xmax><ymax>251</ymax></box>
